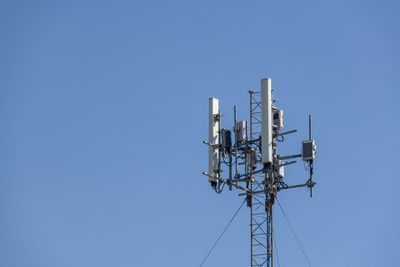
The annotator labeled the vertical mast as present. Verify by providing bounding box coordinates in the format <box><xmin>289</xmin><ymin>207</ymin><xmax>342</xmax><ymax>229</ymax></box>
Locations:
<box><xmin>203</xmin><ymin>77</ymin><xmax>317</xmax><ymax>267</ymax></box>
<box><xmin>249</xmin><ymin>90</ymin><xmax>271</xmax><ymax>266</ymax></box>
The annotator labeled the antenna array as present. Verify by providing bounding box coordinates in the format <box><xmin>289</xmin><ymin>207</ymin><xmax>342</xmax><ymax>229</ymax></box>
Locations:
<box><xmin>203</xmin><ymin>78</ymin><xmax>317</xmax><ymax>267</ymax></box>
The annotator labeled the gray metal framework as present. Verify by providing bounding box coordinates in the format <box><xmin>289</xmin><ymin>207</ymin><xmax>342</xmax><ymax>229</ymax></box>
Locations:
<box><xmin>249</xmin><ymin>91</ymin><xmax>271</xmax><ymax>267</ymax></box>
<box><xmin>203</xmin><ymin>82</ymin><xmax>316</xmax><ymax>267</ymax></box>
<box><xmin>247</xmin><ymin>90</ymin><xmax>315</xmax><ymax>267</ymax></box>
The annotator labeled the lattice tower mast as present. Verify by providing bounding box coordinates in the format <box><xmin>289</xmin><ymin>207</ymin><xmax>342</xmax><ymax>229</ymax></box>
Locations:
<box><xmin>203</xmin><ymin>78</ymin><xmax>316</xmax><ymax>267</ymax></box>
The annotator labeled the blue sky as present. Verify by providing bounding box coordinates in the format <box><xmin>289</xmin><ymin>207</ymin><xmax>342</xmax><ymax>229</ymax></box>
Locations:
<box><xmin>1</xmin><ymin>1</ymin><xmax>399</xmax><ymax>266</ymax></box>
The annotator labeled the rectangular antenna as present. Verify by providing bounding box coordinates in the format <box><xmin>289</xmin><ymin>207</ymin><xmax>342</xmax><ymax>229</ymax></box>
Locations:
<box><xmin>208</xmin><ymin>97</ymin><xmax>220</xmax><ymax>182</ymax></box>
<box><xmin>261</xmin><ymin>78</ymin><xmax>273</xmax><ymax>164</ymax></box>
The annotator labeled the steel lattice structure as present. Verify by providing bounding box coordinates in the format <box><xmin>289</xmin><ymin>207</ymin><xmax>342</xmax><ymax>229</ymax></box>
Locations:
<box><xmin>249</xmin><ymin>91</ymin><xmax>271</xmax><ymax>267</ymax></box>
<box><xmin>203</xmin><ymin>78</ymin><xmax>316</xmax><ymax>267</ymax></box>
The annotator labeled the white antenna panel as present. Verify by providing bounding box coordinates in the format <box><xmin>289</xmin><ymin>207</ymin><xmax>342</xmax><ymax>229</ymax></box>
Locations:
<box><xmin>261</xmin><ymin>78</ymin><xmax>273</xmax><ymax>164</ymax></box>
<box><xmin>208</xmin><ymin>97</ymin><xmax>220</xmax><ymax>182</ymax></box>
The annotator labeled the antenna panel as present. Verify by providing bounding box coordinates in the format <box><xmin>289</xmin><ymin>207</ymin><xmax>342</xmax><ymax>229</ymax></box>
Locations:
<box><xmin>208</xmin><ymin>97</ymin><xmax>220</xmax><ymax>182</ymax></box>
<box><xmin>261</xmin><ymin>78</ymin><xmax>273</xmax><ymax>164</ymax></box>
<box><xmin>273</xmin><ymin>109</ymin><xmax>284</xmax><ymax>129</ymax></box>
<box><xmin>302</xmin><ymin>140</ymin><xmax>316</xmax><ymax>161</ymax></box>
<box><xmin>236</xmin><ymin>120</ymin><xmax>248</xmax><ymax>144</ymax></box>
<box><xmin>221</xmin><ymin>129</ymin><xmax>232</xmax><ymax>155</ymax></box>
<box><xmin>277</xmin><ymin>160</ymin><xmax>284</xmax><ymax>178</ymax></box>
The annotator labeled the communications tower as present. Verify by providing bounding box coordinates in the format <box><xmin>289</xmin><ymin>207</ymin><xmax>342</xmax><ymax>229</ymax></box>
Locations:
<box><xmin>203</xmin><ymin>78</ymin><xmax>317</xmax><ymax>267</ymax></box>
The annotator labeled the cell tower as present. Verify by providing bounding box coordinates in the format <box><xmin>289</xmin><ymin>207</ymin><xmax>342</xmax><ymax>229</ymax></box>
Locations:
<box><xmin>203</xmin><ymin>77</ymin><xmax>317</xmax><ymax>267</ymax></box>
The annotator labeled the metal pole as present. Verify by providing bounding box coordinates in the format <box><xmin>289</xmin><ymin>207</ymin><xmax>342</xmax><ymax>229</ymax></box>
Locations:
<box><xmin>218</xmin><ymin>109</ymin><xmax>222</xmax><ymax>187</ymax></box>
<box><xmin>234</xmin><ymin>106</ymin><xmax>238</xmax><ymax>186</ymax></box>
<box><xmin>309</xmin><ymin>114</ymin><xmax>313</xmax><ymax>198</ymax></box>
<box><xmin>269</xmin><ymin>204</ymin><xmax>274</xmax><ymax>267</ymax></box>
<box><xmin>229</xmin><ymin>153</ymin><xmax>233</xmax><ymax>190</ymax></box>
<box><xmin>249</xmin><ymin>91</ymin><xmax>253</xmax><ymax>267</ymax></box>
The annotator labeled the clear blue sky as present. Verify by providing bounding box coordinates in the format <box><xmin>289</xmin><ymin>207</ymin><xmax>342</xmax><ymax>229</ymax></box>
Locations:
<box><xmin>1</xmin><ymin>1</ymin><xmax>399</xmax><ymax>266</ymax></box>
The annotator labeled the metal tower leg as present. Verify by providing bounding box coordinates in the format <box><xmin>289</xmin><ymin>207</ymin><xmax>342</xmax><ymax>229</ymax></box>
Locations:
<box><xmin>249</xmin><ymin>91</ymin><xmax>273</xmax><ymax>267</ymax></box>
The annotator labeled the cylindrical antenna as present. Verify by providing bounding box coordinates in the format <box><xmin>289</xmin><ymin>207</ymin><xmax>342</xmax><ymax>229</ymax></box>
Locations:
<box><xmin>309</xmin><ymin>114</ymin><xmax>312</xmax><ymax>140</ymax></box>
<box><xmin>261</xmin><ymin>78</ymin><xmax>273</xmax><ymax>165</ymax></box>
<box><xmin>208</xmin><ymin>98</ymin><xmax>220</xmax><ymax>185</ymax></box>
